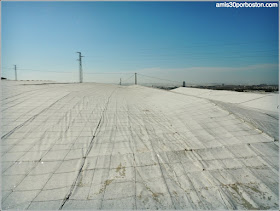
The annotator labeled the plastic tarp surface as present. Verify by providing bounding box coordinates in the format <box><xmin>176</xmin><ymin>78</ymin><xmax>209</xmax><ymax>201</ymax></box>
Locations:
<box><xmin>1</xmin><ymin>81</ymin><xmax>279</xmax><ymax>210</ymax></box>
<box><xmin>173</xmin><ymin>87</ymin><xmax>279</xmax><ymax>141</ymax></box>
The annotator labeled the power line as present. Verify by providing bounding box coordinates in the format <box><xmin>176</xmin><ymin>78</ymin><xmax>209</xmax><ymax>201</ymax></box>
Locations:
<box><xmin>137</xmin><ymin>73</ymin><xmax>181</xmax><ymax>84</ymax></box>
<box><xmin>77</xmin><ymin>52</ymin><xmax>84</xmax><ymax>83</ymax></box>
<box><xmin>6</xmin><ymin>68</ymin><xmax>74</xmax><ymax>73</ymax></box>
<box><xmin>81</xmin><ymin>53</ymin><xmax>278</xmax><ymax>65</ymax></box>
<box><xmin>1</xmin><ymin>67</ymin><xmax>134</xmax><ymax>75</ymax></box>
<box><xmin>84</xmin><ymin>72</ymin><xmax>132</xmax><ymax>75</ymax></box>
<box><xmin>1</xmin><ymin>67</ymin><xmax>14</xmax><ymax>69</ymax></box>
<box><xmin>14</xmin><ymin>65</ymin><xmax>17</xmax><ymax>81</ymax></box>
<box><xmin>122</xmin><ymin>74</ymin><xmax>135</xmax><ymax>83</ymax></box>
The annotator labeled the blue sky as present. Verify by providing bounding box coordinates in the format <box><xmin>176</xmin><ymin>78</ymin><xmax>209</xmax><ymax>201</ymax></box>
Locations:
<box><xmin>1</xmin><ymin>1</ymin><xmax>279</xmax><ymax>85</ymax></box>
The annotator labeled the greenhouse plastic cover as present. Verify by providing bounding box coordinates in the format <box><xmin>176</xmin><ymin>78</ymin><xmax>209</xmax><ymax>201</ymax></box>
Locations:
<box><xmin>1</xmin><ymin>81</ymin><xmax>279</xmax><ymax>210</ymax></box>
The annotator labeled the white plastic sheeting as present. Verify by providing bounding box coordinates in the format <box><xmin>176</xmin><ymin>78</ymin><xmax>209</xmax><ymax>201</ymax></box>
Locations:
<box><xmin>173</xmin><ymin>87</ymin><xmax>279</xmax><ymax>141</ymax></box>
<box><xmin>172</xmin><ymin>87</ymin><xmax>278</xmax><ymax>113</ymax></box>
<box><xmin>1</xmin><ymin>81</ymin><xmax>279</xmax><ymax>210</ymax></box>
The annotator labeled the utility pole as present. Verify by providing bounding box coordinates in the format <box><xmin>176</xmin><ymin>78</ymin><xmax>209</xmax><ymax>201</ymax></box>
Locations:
<box><xmin>14</xmin><ymin>65</ymin><xmax>17</xmax><ymax>81</ymax></box>
<box><xmin>135</xmin><ymin>73</ymin><xmax>137</xmax><ymax>85</ymax></box>
<box><xmin>120</xmin><ymin>78</ymin><xmax>122</xmax><ymax>85</ymax></box>
<box><xmin>76</xmin><ymin>52</ymin><xmax>84</xmax><ymax>83</ymax></box>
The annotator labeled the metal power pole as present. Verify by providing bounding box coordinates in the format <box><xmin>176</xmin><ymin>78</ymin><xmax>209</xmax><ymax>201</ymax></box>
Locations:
<box><xmin>76</xmin><ymin>52</ymin><xmax>84</xmax><ymax>83</ymax></box>
<box><xmin>14</xmin><ymin>65</ymin><xmax>17</xmax><ymax>81</ymax></box>
<box><xmin>135</xmin><ymin>73</ymin><xmax>137</xmax><ymax>85</ymax></box>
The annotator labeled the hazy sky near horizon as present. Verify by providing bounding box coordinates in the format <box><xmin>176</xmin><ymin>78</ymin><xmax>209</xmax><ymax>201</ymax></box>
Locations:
<box><xmin>1</xmin><ymin>1</ymin><xmax>279</xmax><ymax>85</ymax></box>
